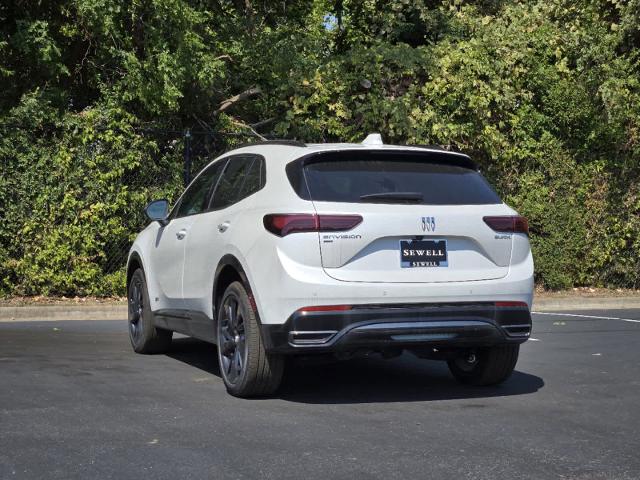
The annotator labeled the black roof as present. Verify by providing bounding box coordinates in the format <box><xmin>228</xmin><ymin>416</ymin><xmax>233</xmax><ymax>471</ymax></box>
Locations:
<box><xmin>236</xmin><ymin>139</ymin><xmax>307</xmax><ymax>148</ymax></box>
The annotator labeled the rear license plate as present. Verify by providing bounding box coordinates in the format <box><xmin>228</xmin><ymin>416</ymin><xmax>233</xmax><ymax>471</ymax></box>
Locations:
<box><xmin>400</xmin><ymin>239</ymin><xmax>448</xmax><ymax>268</ymax></box>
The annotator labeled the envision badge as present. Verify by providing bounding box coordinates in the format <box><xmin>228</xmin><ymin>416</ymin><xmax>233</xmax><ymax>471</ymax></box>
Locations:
<box><xmin>421</xmin><ymin>216</ymin><xmax>436</xmax><ymax>232</ymax></box>
<box><xmin>322</xmin><ymin>234</ymin><xmax>362</xmax><ymax>243</ymax></box>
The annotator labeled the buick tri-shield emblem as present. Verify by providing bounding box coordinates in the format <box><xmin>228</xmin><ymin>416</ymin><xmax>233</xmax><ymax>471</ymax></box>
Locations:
<box><xmin>421</xmin><ymin>216</ymin><xmax>436</xmax><ymax>232</ymax></box>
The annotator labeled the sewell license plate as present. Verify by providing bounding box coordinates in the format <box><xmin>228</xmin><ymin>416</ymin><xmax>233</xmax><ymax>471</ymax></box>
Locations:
<box><xmin>400</xmin><ymin>239</ymin><xmax>448</xmax><ymax>268</ymax></box>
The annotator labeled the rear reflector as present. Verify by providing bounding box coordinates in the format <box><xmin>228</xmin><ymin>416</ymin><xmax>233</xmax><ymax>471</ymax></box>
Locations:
<box><xmin>495</xmin><ymin>301</ymin><xmax>529</xmax><ymax>308</ymax></box>
<box><xmin>264</xmin><ymin>214</ymin><xmax>362</xmax><ymax>237</ymax></box>
<box><xmin>297</xmin><ymin>305</ymin><xmax>353</xmax><ymax>313</ymax></box>
<box><xmin>483</xmin><ymin>216</ymin><xmax>529</xmax><ymax>235</ymax></box>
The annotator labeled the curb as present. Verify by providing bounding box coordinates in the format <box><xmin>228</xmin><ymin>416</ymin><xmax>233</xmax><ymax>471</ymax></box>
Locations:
<box><xmin>0</xmin><ymin>305</ymin><xmax>127</xmax><ymax>322</ymax></box>
<box><xmin>1</xmin><ymin>296</ymin><xmax>640</xmax><ymax>322</ymax></box>
<box><xmin>533</xmin><ymin>296</ymin><xmax>640</xmax><ymax>312</ymax></box>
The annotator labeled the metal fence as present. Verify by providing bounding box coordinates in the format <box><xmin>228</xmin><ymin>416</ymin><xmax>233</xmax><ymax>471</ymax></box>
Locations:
<box><xmin>102</xmin><ymin>129</ymin><xmax>253</xmax><ymax>283</ymax></box>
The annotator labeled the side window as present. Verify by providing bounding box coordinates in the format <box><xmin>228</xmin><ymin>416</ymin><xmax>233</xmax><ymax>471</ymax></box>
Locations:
<box><xmin>210</xmin><ymin>155</ymin><xmax>260</xmax><ymax>210</ymax></box>
<box><xmin>237</xmin><ymin>156</ymin><xmax>264</xmax><ymax>199</ymax></box>
<box><xmin>175</xmin><ymin>159</ymin><xmax>227</xmax><ymax>218</ymax></box>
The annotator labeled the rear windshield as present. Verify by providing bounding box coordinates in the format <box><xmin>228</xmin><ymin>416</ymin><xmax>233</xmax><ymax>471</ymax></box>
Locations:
<box><xmin>288</xmin><ymin>152</ymin><xmax>501</xmax><ymax>205</ymax></box>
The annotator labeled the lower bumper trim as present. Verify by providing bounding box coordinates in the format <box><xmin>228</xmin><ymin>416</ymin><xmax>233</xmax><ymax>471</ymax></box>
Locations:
<box><xmin>389</xmin><ymin>333</ymin><xmax>457</xmax><ymax>342</ymax></box>
<box><xmin>353</xmin><ymin>320</ymin><xmax>491</xmax><ymax>331</ymax></box>
<box><xmin>288</xmin><ymin>330</ymin><xmax>338</xmax><ymax>345</ymax></box>
<box><xmin>262</xmin><ymin>302</ymin><xmax>532</xmax><ymax>354</ymax></box>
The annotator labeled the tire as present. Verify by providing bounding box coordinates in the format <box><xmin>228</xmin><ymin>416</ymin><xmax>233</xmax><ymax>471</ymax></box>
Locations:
<box><xmin>127</xmin><ymin>269</ymin><xmax>172</xmax><ymax>354</ymax></box>
<box><xmin>216</xmin><ymin>281</ymin><xmax>284</xmax><ymax>397</ymax></box>
<box><xmin>447</xmin><ymin>345</ymin><xmax>519</xmax><ymax>386</ymax></box>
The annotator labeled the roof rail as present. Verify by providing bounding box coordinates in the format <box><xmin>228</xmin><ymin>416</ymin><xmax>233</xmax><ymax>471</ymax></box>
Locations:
<box><xmin>236</xmin><ymin>139</ymin><xmax>307</xmax><ymax>148</ymax></box>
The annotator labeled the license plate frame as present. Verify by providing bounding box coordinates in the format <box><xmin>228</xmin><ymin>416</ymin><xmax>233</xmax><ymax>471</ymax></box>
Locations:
<box><xmin>400</xmin><ymin>239</ymin><xmax>448</xmax><ymax>268</ymax></box>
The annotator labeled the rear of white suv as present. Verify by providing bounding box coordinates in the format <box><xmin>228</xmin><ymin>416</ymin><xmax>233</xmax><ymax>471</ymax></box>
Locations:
<box><xmin>127</xmin><ymin>139</ymin><xmax>534</xmax><ymax>398</ymax></box>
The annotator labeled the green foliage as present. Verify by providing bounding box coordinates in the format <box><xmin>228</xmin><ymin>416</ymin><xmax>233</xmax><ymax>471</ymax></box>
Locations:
<box><xmin>278</xmin><ymin>0</ymin><xmax>640</xmax><ymax>289</ymax></box>
<box><xmin>0</xmin><ymin>96</ymin><xmax>184</xmax><ymax>295</ymax></box>
<box><xmin>0</xmin><ymin>0</ymin><xmax>639</xmax><ymax>294</ymax></box>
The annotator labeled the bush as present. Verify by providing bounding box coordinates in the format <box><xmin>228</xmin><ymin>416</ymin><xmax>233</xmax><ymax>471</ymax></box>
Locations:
<box><xmin>0</xmin><ymin>96</ymin><xmax>183</xmax><ymax>295</ymax></box>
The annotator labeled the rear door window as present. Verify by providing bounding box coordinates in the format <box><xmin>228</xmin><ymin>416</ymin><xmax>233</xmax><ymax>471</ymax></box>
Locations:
<box><xmin>290</xmin><ymin>151</ymin><xmax>501</xmax><ymax>205</ymax></box>
<box><xmin>236</xmin><ymin>155</ymin><xmax>264</xmax><ymax>200</ymax></box>
<box><xmin>209</xmin><ymin>155</ymin><xmax>264</xmax><ymax>210</ymax></box>
<box><xmin>174</xmin><ymin>159</ymin><xmax>227</xmax><ymax>217</ymax></box>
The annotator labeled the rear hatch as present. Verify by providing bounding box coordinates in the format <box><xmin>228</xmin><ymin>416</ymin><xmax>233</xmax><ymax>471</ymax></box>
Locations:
<box><xmin>288</xmin><ymin>149</ymin><xmax>513</xmax><ymax>283</ymax></box>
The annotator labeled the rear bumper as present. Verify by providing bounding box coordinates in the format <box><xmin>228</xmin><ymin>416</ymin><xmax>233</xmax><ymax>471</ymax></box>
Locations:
<box><xmin>262</xmin><ymin>302</ymin><xmax>531</xmax><ymax>354</ymax></box>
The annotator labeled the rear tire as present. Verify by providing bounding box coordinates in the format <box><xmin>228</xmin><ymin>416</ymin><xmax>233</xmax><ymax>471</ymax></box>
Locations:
<box><xmin>217</xmin><ymin>281</ymin><xmax>284</xmax><ymax>397</ymax></box>
<box><xmin>447</xmin><ymin>345</ymin><xmax>519</xmax><ymax>386</ymax></box>
<box><xmin>128</xmin><ymin>269</ymin><xmax>172</xmax><ymax>354</ymax></box>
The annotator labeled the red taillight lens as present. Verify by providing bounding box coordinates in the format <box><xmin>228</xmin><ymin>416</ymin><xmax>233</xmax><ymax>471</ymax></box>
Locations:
<box><xmin>263</xmin><ymin>214</ymin><xmax>318</xmax><ymax>236</ymax></box>
<box><xmin>483</xmin><ymin>216</ymin><xmax>529</xmax><ymax>235</ymax></box>
<box><xmin>263</xmin><ymin>214</ymin><xmax>362</xmax><ymax>237</ymax></box>
<box><xmin>495</xmin><ymin>301</ymin><xmax>529</xmax><ymax>308</ymax></box>
<box><xmin>297</xmin><ymin>304</ymin><xmax>353</xmax><ymax>313</ymax></box>
<box><xmin>318</xmin><ymin>215</ymin><xmax>363</xmax><ymax>231</ymax></box>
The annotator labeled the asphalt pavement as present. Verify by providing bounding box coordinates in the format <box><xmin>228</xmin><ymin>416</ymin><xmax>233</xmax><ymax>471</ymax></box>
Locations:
<box><xmin>1</xmin><ymin>309</ymin><xmax>639</xmax><ymax>479</ymax></box>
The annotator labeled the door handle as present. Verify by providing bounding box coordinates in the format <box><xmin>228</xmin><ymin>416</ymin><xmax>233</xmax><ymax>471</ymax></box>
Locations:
<box><xmin>176</xmin><ymin>229</ymin><xmax>187</xmax><ymax>240</ymax></box>
<box><xmin>217</xmin><ymin>222</ymin><xmax>230</xmax><ymax>233</ymax></box>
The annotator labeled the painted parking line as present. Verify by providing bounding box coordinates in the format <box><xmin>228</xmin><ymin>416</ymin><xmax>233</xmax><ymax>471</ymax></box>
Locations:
<box><xmin>532</xmin><ymin>311</ymin><xmax>640</xmax><ymax>324</ymax></box>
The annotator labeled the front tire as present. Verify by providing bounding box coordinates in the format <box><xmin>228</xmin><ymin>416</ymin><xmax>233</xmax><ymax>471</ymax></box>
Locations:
<box><xmin>128</xmin><ymin>269</ymin><xmax>172</xmax><ymax>354</ymax></box>
<box><xmin>447</xmin><ymin>345</ymin><xmax>519</xmax><ymax>386</ymax></box>
<box><xmin>216</xmin><ymin>281</ymin><xmax>284</xmax><ymax>397</ymax></box>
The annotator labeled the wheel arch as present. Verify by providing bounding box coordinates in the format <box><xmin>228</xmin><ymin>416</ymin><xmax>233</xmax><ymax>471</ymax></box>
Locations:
<box><xmin>213</xmin><ymin>255</ymin><xmax>260</xmax><ymax>325</ymax></box>
<box><xmin>127</xmin><ymin>251</ymin><xmax>145</xmax><ymax>288</ymax></box>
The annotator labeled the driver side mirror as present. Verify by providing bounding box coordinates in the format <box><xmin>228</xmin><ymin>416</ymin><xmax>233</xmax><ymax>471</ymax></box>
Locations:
<box><xmin>145</xmin><ymin>199</ymin><xmax>170</xmax><ymax>226</ymax></box>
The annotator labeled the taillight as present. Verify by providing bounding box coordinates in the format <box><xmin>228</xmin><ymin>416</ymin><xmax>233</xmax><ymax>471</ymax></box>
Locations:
<box><xmin>483</xmin><ymin>216</ymin><xmax>529</xmax><ymax>235</ymax></box>
<box><xmin>318</xmin><ymin>215</ymin><xmax>363</xmax><ymax>231</ymax></box>
<box><xmin>263</xmin><ymin>214</ymin><xmax>362</xmax><ymax>237</ymax></box>
<box><xmin>263</xmin><ymin>214</ymin><xmax>317</xmax><ymax>236</ymax></box>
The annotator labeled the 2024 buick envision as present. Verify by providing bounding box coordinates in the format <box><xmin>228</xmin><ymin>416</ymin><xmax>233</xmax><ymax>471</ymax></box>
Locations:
<box><xmin>127</xmin><ymin>135</ymin><xmax>534</xmax><ymax>397</ymax></box>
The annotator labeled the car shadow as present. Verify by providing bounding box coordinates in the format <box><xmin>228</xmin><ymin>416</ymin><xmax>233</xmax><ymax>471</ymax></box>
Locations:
<box><xmin>166</xmin><ymin>337</ymin><xmax>544</xmax><ymax>404</ymax></box>
<box><xmin>167</xmin><ymin>337</ymin><xmax>221</xmax><ymax>375</ymax></box>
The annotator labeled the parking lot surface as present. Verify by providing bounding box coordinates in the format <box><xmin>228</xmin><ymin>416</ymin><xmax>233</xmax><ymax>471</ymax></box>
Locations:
<box><xmin>1</xmin><ymin>309</ymin><xmax>639</xmax><ymax>479</ymax></box>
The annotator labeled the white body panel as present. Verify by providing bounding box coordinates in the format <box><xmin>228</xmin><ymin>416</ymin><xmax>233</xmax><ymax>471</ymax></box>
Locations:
<box><xmin>182</xmin><ymin>192</ymin><xmax>261</xmax><ymax>313</ymax></box>
<box><xmin>150</xmin><ymin>215</ymin><xmax>193</xmax><ymax>306</ymax></box>
<box><xmin>129</xmin><ymin>143</ymin><xmax>534</xmax><ymax>327</ymax></box>
<box><xmin>313</xmin><ymin>202</ymin><xmax>515</xmax><ymax>283</ymax></box>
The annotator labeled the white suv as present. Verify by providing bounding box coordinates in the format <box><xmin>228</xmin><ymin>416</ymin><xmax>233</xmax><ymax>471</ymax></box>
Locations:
<box><xmin>127</xmin><ymin>135</ymin><xmax>534</xmax><ymax>397</ymax></box>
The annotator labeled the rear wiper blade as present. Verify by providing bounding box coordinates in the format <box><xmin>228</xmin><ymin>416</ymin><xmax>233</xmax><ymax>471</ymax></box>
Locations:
<box><xmin>359</xmin><ymin>192</ymin><xmax>424</xmax><ymax>203</ymax></box>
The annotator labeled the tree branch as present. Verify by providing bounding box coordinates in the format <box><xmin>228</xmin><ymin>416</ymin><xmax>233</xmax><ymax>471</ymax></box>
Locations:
<box><xmin>250</xmin><ymin>117</ymin><xmax>275</xmax><ymax>129</ymax></box>
<box><xmin>229</xmin><ymin>117</ymin><xmax>267</xmax><ymax>141</ymax></box>
<box><xmin>215</xmin><ymin>86</ymin><xmax>262</xmax><ymax>114</ymax></box>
